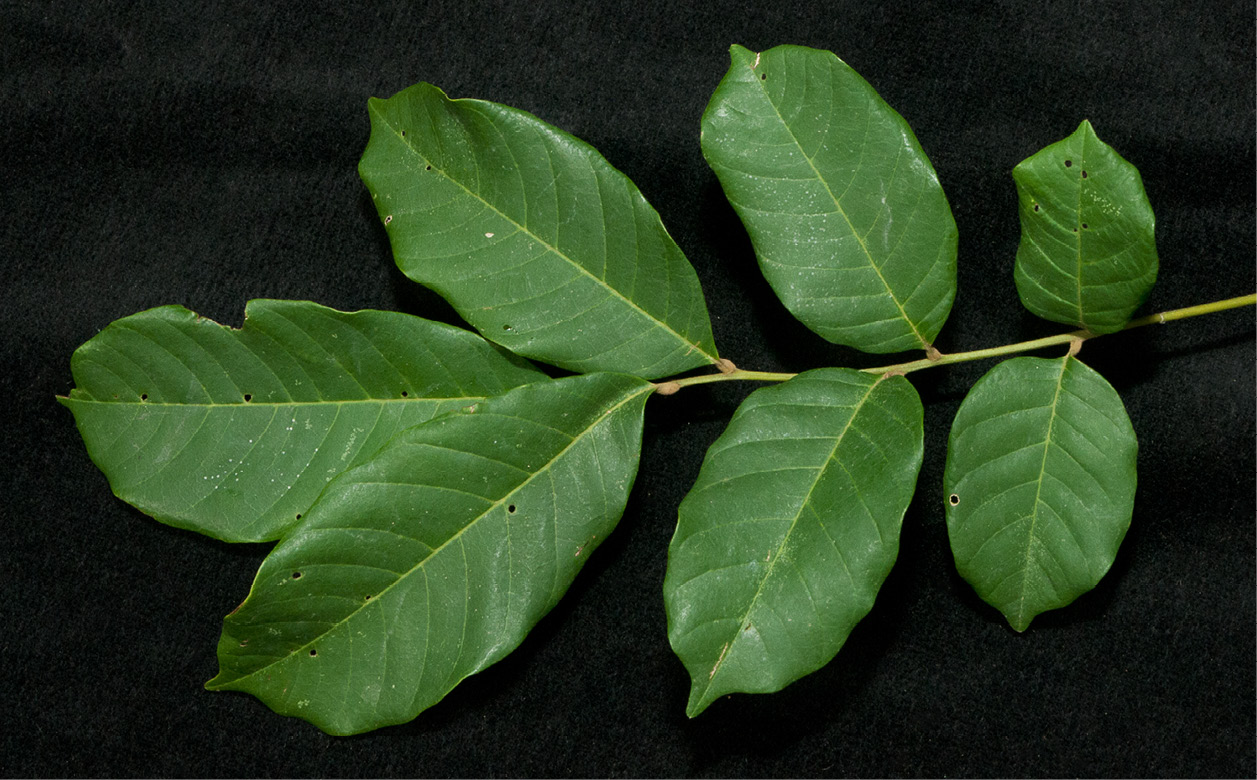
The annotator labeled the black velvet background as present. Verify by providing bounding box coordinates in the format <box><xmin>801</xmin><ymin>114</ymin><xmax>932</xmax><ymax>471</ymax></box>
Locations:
<box><xmin>3</xmin><ymin>1</ymin><xmax>1254</xmax><ymax>776</ymax></box>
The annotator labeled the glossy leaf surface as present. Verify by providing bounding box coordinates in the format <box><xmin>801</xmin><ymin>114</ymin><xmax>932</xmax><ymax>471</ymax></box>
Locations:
<box><xmin>359</xmin><ymin>83</ymin><xmax>719</xmax><ymax>379</ymax></box>
<box><xmin>665</xmin><ymin>368</ymin><xmax>924</xmax><ymax>716</ymax></box>
<box><xmin>944</xmin><ymin>355</ymin><xmax>1137</xmax><ymax>631</ymax></box>
<box><xmin>701</xmin><ymin>44</ymin><xmax>957</xmax><ymax>353</ymax></box>
<box><xmin>207</xmin><ymin>373</ymin><xmax>654</xmax><ymax>735</ymax></box>
<box><xmin>1013</xmin><ymin>120</ymin><xmax>1158</xmax><ymax>334</ymax></box>
<box><xmin>60</xmin><ymin>300</ymin><xmax>545</xmax><ymax>542</ymax></box>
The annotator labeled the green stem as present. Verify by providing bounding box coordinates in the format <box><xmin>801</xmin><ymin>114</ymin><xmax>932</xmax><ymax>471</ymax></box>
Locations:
<box><xmin>657</xmin><ymin>293</ymin><xmax>1256</xmax><ymax>392</ymax></box>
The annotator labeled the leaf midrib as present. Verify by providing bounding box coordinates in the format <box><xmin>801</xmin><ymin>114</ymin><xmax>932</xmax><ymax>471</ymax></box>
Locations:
<box><xmin>219</xmin><ymin>380</ymin><xmax>653</xmax><ymax>685</ymax></box>
<box><xmin>697</xmin><ymin>376</ymin><xmax>879</xmax><ymax>706</ymax></box>
<box><xmin>376</xmin><ymin>97</ymin><xmax>718</xmax><ymax>367</ymax></box>
<box><xmin>1015</xmin><ymin>356</ymin><xmax>1071</xmax><ymax>628</ymax></box>
<box><xmin>743</xmin><ymin>51</ymin><xmax>929</xmax><ymax>351</ymax></box>
<box><xmin>1073</xmin><ymin>131</ymin><xmax>1088</xmax><ymax>328</ymax></box>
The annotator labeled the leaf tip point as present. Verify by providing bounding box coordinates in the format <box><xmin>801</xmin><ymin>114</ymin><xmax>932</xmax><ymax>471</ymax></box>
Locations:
<box><xmin>1006</xmin><ymin>615</ymin><xmax>1033</xmax><ymax>633</ymax></box>
<box><xmin>684</xmin><ymin>684</ymin><xmax>713</xmax><ymax>718</ymax></box>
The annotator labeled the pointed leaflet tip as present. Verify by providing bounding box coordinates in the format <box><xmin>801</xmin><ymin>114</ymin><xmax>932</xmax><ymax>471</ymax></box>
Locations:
<box><xmin>1009</xmin><ymin>611</ymin><xmax>1033</xmax><ymax>633</ymax></box>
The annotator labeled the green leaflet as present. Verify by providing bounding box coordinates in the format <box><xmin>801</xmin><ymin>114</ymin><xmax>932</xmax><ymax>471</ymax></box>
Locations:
<box><xmin>944</xmin><ymin>355</ymin><xmax>1138</xmax><ymax>631</ymax></box>
<box><xmin>59</xmin><ymin>300</ymin><xmax>545</xmax><ymax>542</ymax></box>
<box><xmin>358</xmin><ymin>83</ymin><xmax>719</xmax><ymax>380</ymax></box>
<box><xmin>207</xmin><ymin>372</ymin><xmax>654</xmax><ymax>735</ymax></box>
<box><xmin>665</xmin><ymin>368</ymin><xmax>924</xmax><ymax>716</ymax></box>
<box><xmin>701</xmin><ymin>45</ymin><xmax>957</xmax><ymax>353</ymax></box>
<box><xmin>1013</xmin><ymin>120</ymin><xmax>1159</xmax><ymax>334</ymax></box>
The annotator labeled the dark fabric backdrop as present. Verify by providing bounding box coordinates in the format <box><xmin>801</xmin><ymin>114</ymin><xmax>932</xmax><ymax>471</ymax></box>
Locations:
<box><xmin>3</xmin><ymin>1</ymin><xmax>1253</xmax><ymax>776</ymax></box>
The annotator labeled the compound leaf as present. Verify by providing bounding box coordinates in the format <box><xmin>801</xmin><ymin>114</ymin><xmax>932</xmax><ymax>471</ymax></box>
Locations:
<box><xmin>1013</xmin><ymin>120</ymin><xmax>1159</xmax><ymax>333</ymax></box>
<box><xmin>59</xmin><ymin>300</ymin><xmax>545</xmax><ymax>542</ymax></box>
<box><xmin>701</xmin><ymin>44</ymin><xmax>957</xmax><ymax>353</ymax></box>
<box><xmin>944</xmin><ymin>355</ymin><xmax>1138</xmax><ymax>631</ymax></box>
<box><xmin>359</xmin><ymin>82</ymin><xmax>719</xmax><ymax>379</ymax></box>
<box><xmin>207</xmin><ymin>372</ymin><xmax>654</xmax><ymax>735</ymax></box>
<box><xmin>665</xmin><ymin>368</ymin><xmax>924</xmax><ymax>716</ymax></box>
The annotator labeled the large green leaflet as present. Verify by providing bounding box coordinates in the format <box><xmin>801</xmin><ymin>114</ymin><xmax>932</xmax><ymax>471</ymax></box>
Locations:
<box><xmin>358</xmin><ymin>83</ymin><xmax>719</xmax><ymax>380</ymax></box>
<box><xmin>665</xmin><ymin>369</ymin><xmax>924</xmax><ymax>716</ymax></box>
<box><xmin>1013</xmin><ymin>120</ymin><xmax>1159</xmax><ymax>334</ymax></box>
<box><xmin>207</xmin><ymin>372</ymin><xmax>654</xmax><ymax>735</ymax></box>
<box><xmin>59</xmin><ymin>300</ymin><xmax>545</xmax><ymax>542</ymax></box>
<box><xmin>944</xmin><ymin>355</ymin><xmax>1138</xmax><ymax>631</ymax></box>
<box><xmin>701</xmin><ymin>44</ymin><xmax>957</xmax><ymax>353</ymax></box>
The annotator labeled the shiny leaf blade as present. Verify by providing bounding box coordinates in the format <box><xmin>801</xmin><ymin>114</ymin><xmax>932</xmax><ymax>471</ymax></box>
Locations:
<box><xmin>1013</xmin><ymin>120</ymin><xmax>1159</xmax><ymax>334</ymax></box>
<box><xmin>358</xmin><ymin>83</ymin><xmax>719</xmax><ymax>379</ymax></box>
<box><xmin>701</xmin><ymin>44</ymin><xmax>957</xmax><ymax>353</ymax></box>
<box><xmin>944</xmin><ymin>355</ymin><xmax>1138</xmax><ymax>631</ymax></box>
<box><xmin>665</xmin><ymin>368</ymin><xmax>924</xmax><ymax>716</ymax></box>
<box><xmin>59</xmin><ymin>300</ymin><xmax>546</xmax><ymax>542</ymax></box>
<box><xmin>207</xmin><ymin>373</ymin><xmax>653</xmax><ymax>735</ymax></box>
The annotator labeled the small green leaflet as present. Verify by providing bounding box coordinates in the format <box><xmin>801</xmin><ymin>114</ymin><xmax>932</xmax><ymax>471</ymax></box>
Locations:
<box><xmin>207</xmin><ymin>372</ymin><xmax>654</xmax><ymax>735</ymax></box>
<box><xmin>665</xmin><ymin>369</ymin><xmax>924</xmax><ymax>716</ymax></box>
<box><xmin>358</xmin><ymin>83</ymin><xmax>720</xmax><ymax>380</ymax></box>
<box><xmin>1013</xmin><ymin>120</ymin><xmax>1159</xmax><ymax>334</ymax></box>
<box><xmin>59</xmin><ymin>300</ymin><xmax>545</xmax><ymax>542</ymax></box>
<box><xmin>701</xmin><ymin>44</ymin><xmax>957</xmax><ymax>353</ymax></box>
<box><xmin>944</xmin><ymin>355</ymin><xmax>1138</xmax><ymax>631</ymax></box>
